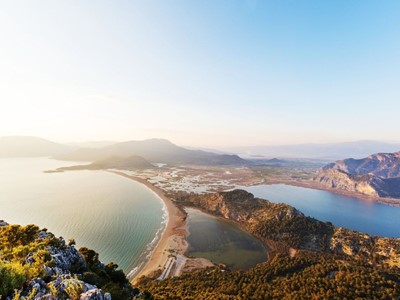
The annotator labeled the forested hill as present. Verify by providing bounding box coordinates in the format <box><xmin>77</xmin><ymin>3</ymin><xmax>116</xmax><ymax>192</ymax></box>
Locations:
<box><xmin>138</xmin><ymin>251</ymin><xmax>400</xmax><ymax>299</ymax></box>
<box><xmin>173</xmin><ymin>189</ymin><xmax>400</xmax><ymax>267</ymax></box>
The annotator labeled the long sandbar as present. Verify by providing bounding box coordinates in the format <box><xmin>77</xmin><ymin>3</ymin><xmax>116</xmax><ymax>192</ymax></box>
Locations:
<box><xmin>108</xmin><ymin>171</ymin><xmax>187</xmax><ymax>283</ymax></box>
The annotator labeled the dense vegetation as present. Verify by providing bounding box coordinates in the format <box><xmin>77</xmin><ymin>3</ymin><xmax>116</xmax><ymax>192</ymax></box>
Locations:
<box><xmin>0</xmin><ymin>224</ymin><xmax>58</xmax><ymax>296</ymax></box>
<box><xmin>138</xmin><ymin>251</ymin><xmax>400</xmax><ymax>299</ymax></box>
<box><xmin>78</xmin><ymin>247</ymin><xmax>136</xmax><ymax>300</ymax></box>
<box><xmin>0</xmin><ymin>224</ymin><xmax>136</xmax><ymax>299</ymax></box>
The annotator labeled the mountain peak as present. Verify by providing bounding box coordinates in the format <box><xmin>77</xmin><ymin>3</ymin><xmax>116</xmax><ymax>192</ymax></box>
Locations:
<box><xmin>315</xmin><ymin>150</ymin><xmax>400</xmax><ymax>199</ymax></box>
<box><xmin>55</xmin><ymin>138</ymin><xmax>248</xmax><ymax>166</ymax></box>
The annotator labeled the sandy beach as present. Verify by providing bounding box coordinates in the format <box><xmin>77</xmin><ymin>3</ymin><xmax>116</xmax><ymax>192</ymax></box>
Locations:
<box><xmin>108</xmin><ymin>171</ymin><xmax>189</xmax><ymax>283</ymax></box>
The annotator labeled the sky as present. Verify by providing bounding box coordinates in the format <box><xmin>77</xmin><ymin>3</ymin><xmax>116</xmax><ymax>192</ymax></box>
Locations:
<box><xmin>1</xmin><ymin>0</ymin><xmax>400</xmax><ymax>148</ymax></box>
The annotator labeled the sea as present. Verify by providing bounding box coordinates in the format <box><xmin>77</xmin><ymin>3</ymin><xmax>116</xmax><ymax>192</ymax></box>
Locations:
<box><xmin>0</xmin><ymin>157</ymin><xmax>167</xmax><ymax>277</ymax></box>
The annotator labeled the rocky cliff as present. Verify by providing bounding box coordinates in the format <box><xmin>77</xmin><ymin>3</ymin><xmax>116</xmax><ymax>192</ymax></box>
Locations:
<box><xmin>0</xmin><ymin>224</ymin><xmax>147</xmax><ymax>300</ymax></box>
<box><xmin>314</xmin><ymin>151</ymin><xmax>400</xmax><ymax>198</ymax></box>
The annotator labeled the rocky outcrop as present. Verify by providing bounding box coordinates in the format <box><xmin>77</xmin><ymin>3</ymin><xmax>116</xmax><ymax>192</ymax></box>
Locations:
<box><xmin>20</xmin><ymin>276</ymin><xmax>111</xmax><ymax>300</ymax></box>
<box><xmin>80</xmin><ymin>289</ymin><xmax>111</xmax><ymax>300</ymax></box>
<box><xmin>0</xmin><ymin>224</ymin><xmax>136</xmax><ymax>300</ymax></box>
<box><xmin>314</xmin><ymin>151</ymin><xmax>400</xmax><ymax>198</ymax></box>
<box><xmin>314</xmin><ymin>169</ymin><xmax>379</xmax><ymax>196</ymax></box>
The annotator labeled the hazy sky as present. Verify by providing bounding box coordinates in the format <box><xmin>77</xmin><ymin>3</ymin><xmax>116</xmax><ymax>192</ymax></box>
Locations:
<box><xmin>1</xmin><ymin>1</ymin><xmax>400</xmax><ymax>147</ymax></box>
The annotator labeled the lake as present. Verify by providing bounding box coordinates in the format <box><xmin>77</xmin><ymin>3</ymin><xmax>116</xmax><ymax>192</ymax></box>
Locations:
<box><xmin>243</xmin><ymin>184</ymin><xmax>400</xmax><ymax>238</ymax></box>
<box><xmin>185</xmin><ymin>208</ymin><xmax>267</xmax><ymax>269</ymax></box>
<box><xmin>0</xmin><ymin>157</ymin><xmax>166</xmax><ymax>277</ymax></box>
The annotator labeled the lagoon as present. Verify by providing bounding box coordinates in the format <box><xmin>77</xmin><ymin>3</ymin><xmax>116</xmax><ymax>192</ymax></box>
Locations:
<box><xmin>185</xmin><ymin>208</ymin><xmax>267</xmax><ymax>269</ymax></box>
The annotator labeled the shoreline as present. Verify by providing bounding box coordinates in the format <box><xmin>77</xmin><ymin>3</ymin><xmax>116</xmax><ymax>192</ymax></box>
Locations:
<box><xmin>255</xmin><ymin>179</ymin><xmax>400</xmax><ymax>207</ymax></box>
<box><xmin>107</xmin><ymin>171</ymin><xmax>188</xmax><ymax>283</ymax></box>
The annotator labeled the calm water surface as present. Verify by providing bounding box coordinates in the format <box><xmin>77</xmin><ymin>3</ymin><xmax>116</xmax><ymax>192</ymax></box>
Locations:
<box><xmin>185</xmin><ymin>208</ymin><xmax>267</xmax><ymax>269</ymax></box>
<box><xmin>243</xmin><ymin>184</ymin><xmax>400</xmax><ymax>238</ymax></box>
<box><xmin>0</xmin><ymin>158</ymin><xmax>166</xmax><ymax>276</ymax></box>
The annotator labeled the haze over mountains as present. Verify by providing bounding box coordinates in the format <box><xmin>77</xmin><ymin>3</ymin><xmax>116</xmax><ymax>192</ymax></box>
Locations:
<box><xmin>65</xmin><ymin>141</ymin><xmax>116</xmax><ymax>149</ymax></box>
<box><xmin>227</xmin><ymin>140</ymin><xmax>400</xmax><ymax>160</ymax></box>
<box><xmin>55</xmin><ymin>138</ymin><xmax>247</xmax><ymax>166</ymax></box>
<box><xmin>0</xmin><ymin>136</ymin><xmax>71</xmax><ymax>158</ymax></box>
<box><xmin>0</xmin><ymin>136</ymin><xmax>246</xmax><ymax>166</ymax></box>
<box><xmin>2</xmin><ymin>136</ymin><xmax>400</xmax><ymax>166</ymax></box>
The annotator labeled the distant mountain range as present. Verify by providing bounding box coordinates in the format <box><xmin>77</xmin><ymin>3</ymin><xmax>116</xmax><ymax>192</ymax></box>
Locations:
<box><xmin>314</xmin><ymin>151</ymin><xmax>400</xmax><ymax>198</ymax></box>
<box><xmin>226</xmin><ymin>140</ymin><xmax>400</xmax><ymax>159</ymax></box>
<box><xmin>3</xmin><ymin>136</ymin><xmax>400</xmax><ymax>168</ymax></box>
<box><xmin>0</xmin><ymin>136</ymin><xmax>71</xmax><ymax>158</ymax></box>
<box><xmin>55</xmin><ymin>138</ymin><xmax>247</xmax><ymax>166</ymax></box>
<box><xmin>0</xmin><ymin>136</ymin><xmax>247</xmax><ymax>166</ymax></box>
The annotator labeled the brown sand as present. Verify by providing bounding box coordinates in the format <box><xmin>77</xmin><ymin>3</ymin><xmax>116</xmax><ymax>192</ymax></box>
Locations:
<box><xmin>108</xmin><ymin>171</ymin><xmax>190</xmax><ymax>283</ymax></box>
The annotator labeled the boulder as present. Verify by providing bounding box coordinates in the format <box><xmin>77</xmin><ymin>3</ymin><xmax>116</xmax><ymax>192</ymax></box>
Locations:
<box><xmin>80</xmin><ymin>288</ymin><xmax>111</xmax><ymax>300</ymax></box>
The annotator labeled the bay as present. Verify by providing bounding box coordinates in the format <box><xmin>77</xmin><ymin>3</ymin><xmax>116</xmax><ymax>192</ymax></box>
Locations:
<box><xmin>0</xmin><ymin>157</ymin><xmax>166</xmax><ymax>276</ymax></box>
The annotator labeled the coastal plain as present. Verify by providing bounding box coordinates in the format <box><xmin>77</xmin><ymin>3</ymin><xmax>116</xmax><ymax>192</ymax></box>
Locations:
<box><xmin>42</xmin><ymin>147</ymin><xmax>400</xmax><ymax>284</ymax></box>
<box><xmin>105</xmin><ymin>161</ymin><xmax>400</xmax><ymax>284</ymax></box>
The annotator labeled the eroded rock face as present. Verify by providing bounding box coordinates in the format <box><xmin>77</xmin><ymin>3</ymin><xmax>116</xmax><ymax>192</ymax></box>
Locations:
<box><xmin>314</xmin><ymin>151</ymin><xmax>400</xmax><ymax>198</ymax></box>
<box><xmin>314</xmin><ymin>169</ymin><xmax>379</xmax><ymax>196</ymax></box>
<box><xmin>324</xmin><ymin>152</ymin><xmax>400</xmax><ymax>178</ymax></box>
<box><xmin>19</xmin><ymin>275</ymin><xmax>103</xmax><ymax>300</ymax></box>
<box><xmin>2</xmin><ymin>227</ymin><xmax>113</xmax><ymax>300</ymax></box>
<box><xmin>47</xmin><ymin>244</ymin><xmax>87</xmax><ymax>275</ymax></box>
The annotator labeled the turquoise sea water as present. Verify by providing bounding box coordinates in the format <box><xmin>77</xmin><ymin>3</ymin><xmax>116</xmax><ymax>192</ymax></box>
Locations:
<box><xmin>243</xmin><ymin>184</ymin><xmax>400</xmax><ymax>238</ymax></box>
<box><xmin>185</xmin><ymin>208</ymin><xmax>267</xmax><ymax>269</ymax></box>
<box><xmin>0</xmin><ymin>158</ymin><xmax>166</xmax><ymax>277</ymax></box>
